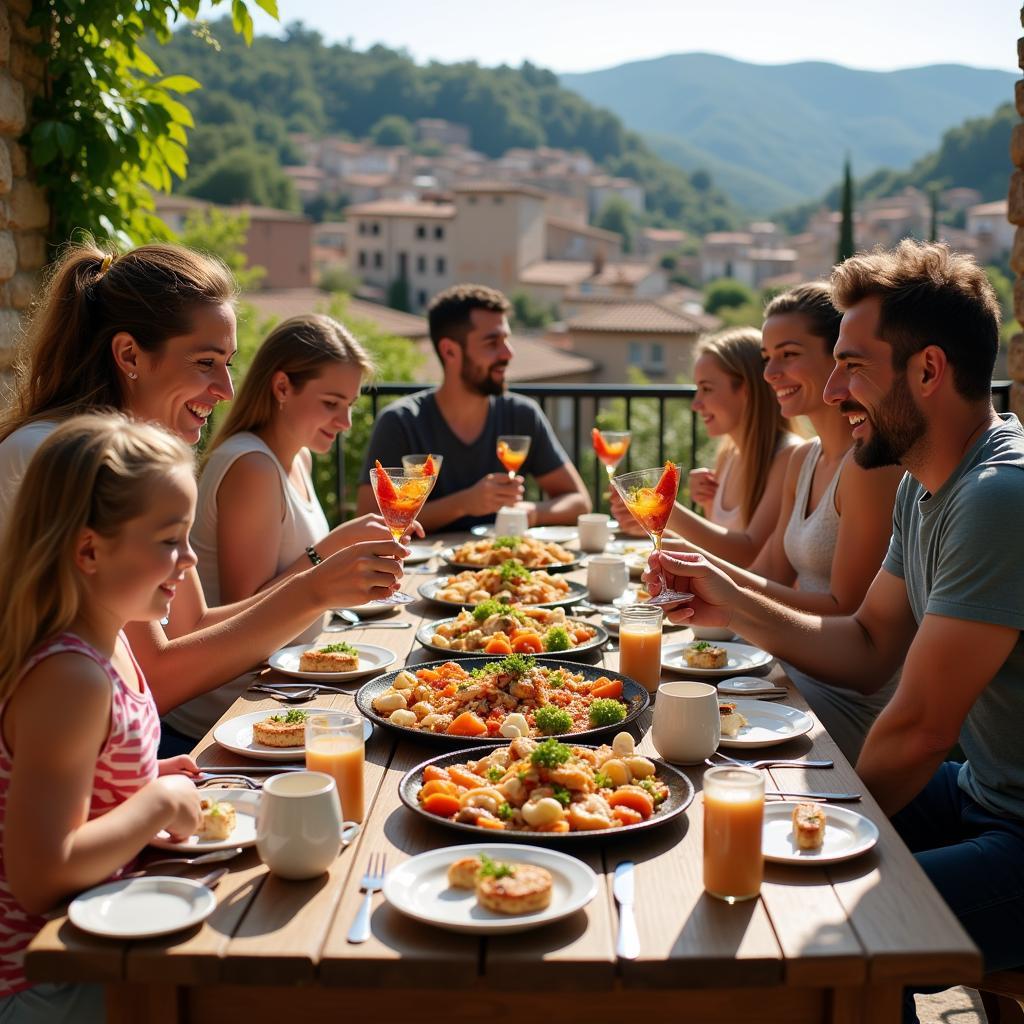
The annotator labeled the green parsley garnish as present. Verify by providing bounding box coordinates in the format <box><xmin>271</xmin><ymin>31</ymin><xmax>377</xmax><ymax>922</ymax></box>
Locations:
<box><xmin>497</xmin><ymin>801</ymin><xmax>514</xmax><ymax>821</ymax></box>
<box><xmin>543</xmin><ymin>625</ymin><xmax>573</xmax><ymax>652</ymax></box>
<box><xmin>593</xmin><ymin>770</ymin><xmax>613</xmax><ymax>789</ymax></box>
<box><xmin>638</xmin><ymin>777</ymin><xmax>667</xmax><ymax>804</ymax></box>
<box><xmin>690</xmin><ymin>641</ymin><xmax>712</xmax><ymax>652</ymax></box>
<box><xmin>492</xmin><ymin>535</ymin><xmax>520</xmax><ymax>550</ymax></box>
<box><xmin>547</xmin><ymin>670</ymin><xmax>566</xmax><ymax>688</ymax></box>
<box><xmin>472</xmin><ymin>598</ymin><xmax>524</xmax><ymax>623</ymax></box>
<box><xmin>316</xmin><ymin>641</ymin><xmax>357</xmax><ymax>655</ymax></box>
<box><xmin>267</xmin><ymin>709</ymin><xmax>309</xmax><ymax>725</ymax></box>
<box><xmin>486</xmin><ymin>765</ymin><xmax>505</xmax><ymax>783</ymax></box>
<box><xmin>490</xmin><ymin>653</ymin><xmax>534</xmax><ymax>677</ymax></box>
<box><xmin>534</xmin><ymin>705</ymin><xmax>573</xmax><ymax>735</ymax></box>
<box><xmin>499</xmin><ymin>559</ymin><xmax>530</xmax><ymax>584</ymax></box>
<box><xmin>478</xmin><ymin>853</ymin><xmax>516</xmax><ymax>879</ymax></box>
<box><xmin>552</xmin><ymin>784</ymin><xmax>571</xmax><ymax>807</ymax></box>
<box><xmin>589</xmin><ymin>698</ymin><xmax>627</xmax><ymax>727</ymax></box>
<box><xmin>530</xmin><ymin>737</ymin><xmax>572</xmax><ymax>768</ymax></box>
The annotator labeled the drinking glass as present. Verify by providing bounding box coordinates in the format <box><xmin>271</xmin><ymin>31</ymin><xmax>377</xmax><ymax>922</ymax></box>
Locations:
<box><xmin>401</xmin><ymin>453</ymin><xmax>443</xmax><ymax>477</ymax></box>
<box><xmin>369</xmin><ymin>463</ymin><xmax>437</xmax><ymax>605</ymax></box>
<box><xmin>703</xmin><ymin>765</ymin><xmax>765</xmax><ymax>904</ymax></box>
<box><xmin>496</xmin><ymin>435</ymin><xmax>531</xmax><ymax>479</ymax></box>
<box><xmin>592</xmin><ymin>428</ymin><xmax>631</xmax><ymax>480</ymax></box>
<box><xmin>618</xmin><ymin>604</ymin><xmax>662</xmax><ymax>694</ymax></box>
<box><xmin>610</xmin><ymin>465</ymin><xmax>691</xmax><ymax>607</ymax></box>
<box><xmin>305</xmin><ymin>712</ymin><xmax>366</xmax><ymax>823</ymax></box>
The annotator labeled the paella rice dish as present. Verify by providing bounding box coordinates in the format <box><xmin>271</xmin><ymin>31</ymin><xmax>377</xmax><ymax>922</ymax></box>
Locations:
<box><xmin>370</xmin><ymin>654</ymin><xmax>629</xmax><ymax>737</ymax></box>
<box><xmin>428</xmin><ymin>600</ymin><xmax>598</xmax><ymax>654</ymax></box>
<box><xmin>433</xmin><ymin>560</ymin><xmax>572</xmax><ymax>605</ymax></box>
<box><xmin>447</xmin><ymin>535</ymin><xmax>574</xmax><ymax>569</ymax></box>
<box><xmin>416</xmin><ymin>732</ymin><xmax>670</xmax><ymax>832</ymax></box>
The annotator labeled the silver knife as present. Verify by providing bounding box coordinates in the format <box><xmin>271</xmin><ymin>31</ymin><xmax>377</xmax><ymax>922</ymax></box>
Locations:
<box><xmin>198</xmin><ymin>764</ymin><xmax>304</xmax><ymax>774</ymax></box>
<box><xmin>613</xmin><ymin>861</ymin><xmax>640</xmax><ymax>960</ymax></box>
<box><xmin>767</xmin><ymin>791</ymin><xmax>862</xmax><ymax>802</ymax></box>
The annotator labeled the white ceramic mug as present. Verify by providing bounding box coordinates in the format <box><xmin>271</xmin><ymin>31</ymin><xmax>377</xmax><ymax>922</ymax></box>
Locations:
<box><xmin>577</xmin><ymin>512</ymin><xmax>611</xmax><ymax>552</ymax></box>
<box><xmin>494</xmin><ymin>505</ymin><xmax>529</xmax><ymax>537</ymax></box>
<box><xmin>586</xmin><ymin>554</ymin><xmax>628</xmax><ymax>603</ymax></box>
<box><xmin>651</xmin><ymin>681</ymin><xmax>721</xmax><ymax>764</ymax></box>
<box><xmin>257</xmin><ymin>771</ymin><xmax>343</xmax><ymax>880</ymax></box>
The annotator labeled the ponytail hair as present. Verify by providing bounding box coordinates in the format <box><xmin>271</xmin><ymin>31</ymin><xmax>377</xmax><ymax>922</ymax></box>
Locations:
<box><xmin>0</xmin><ymin>412</ymin><xmax>193</xmax><ymax>701</ymax></box>
<box><xmin>2</xmin><ymin>241</ymin><xmax>236</xmax><ymax>439</ymax></box>
<box><xmin>204</xmin><ymin>313</ymin><xmax>374</xmax><ymax>461</ymax></box>
<box><xmin>695</xmin><ymin>327</ymin><xmax>791</xmax><ymax>526</ymax></box>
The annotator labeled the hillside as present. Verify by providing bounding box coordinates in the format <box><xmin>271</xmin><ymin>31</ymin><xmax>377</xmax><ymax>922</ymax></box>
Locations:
<box><xmin>561</xmin><ymin>54</ymin><xmax>1015</xmax><ymax>212</ymax></box>
<box><xmin>156</xmin><ymin>22</ymin><xmax>742</xmax><ymax>233</ymax></box>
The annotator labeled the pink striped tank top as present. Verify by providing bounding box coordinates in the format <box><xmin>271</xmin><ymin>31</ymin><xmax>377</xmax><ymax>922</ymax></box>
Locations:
<box><xmin>0</xmin><ymin>633</ymin><xmax>160</xmax><ymax>996</ymax></box>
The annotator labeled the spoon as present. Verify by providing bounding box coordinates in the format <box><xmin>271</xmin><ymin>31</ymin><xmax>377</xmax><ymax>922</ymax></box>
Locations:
<box><xmin>128</xmin><ymin>846</ymin><xmax>244</xmax><ymax>877</ymax></box>
<box><xmin>335</xmin><ymin>609</ymin><xmax>360</xmax><ymax>625</ymax></box>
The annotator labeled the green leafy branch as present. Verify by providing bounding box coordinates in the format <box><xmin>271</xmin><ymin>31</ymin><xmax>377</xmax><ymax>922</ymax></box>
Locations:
<box><xmin>26</xmin><ymin>0</ymin><xmax>279</xmax><ymax>247</ymax></box>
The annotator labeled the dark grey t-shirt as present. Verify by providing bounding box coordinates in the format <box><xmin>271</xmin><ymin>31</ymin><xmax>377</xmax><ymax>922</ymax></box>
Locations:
<box><xmin>359</xmin><ymin>389</ymin><xmax>569</xmax><ymax>531</ymax></box>
<box><xmin>882</xmin><ymin>414</ymin><xmax>1024</xmax><ymax>819</ymax></box>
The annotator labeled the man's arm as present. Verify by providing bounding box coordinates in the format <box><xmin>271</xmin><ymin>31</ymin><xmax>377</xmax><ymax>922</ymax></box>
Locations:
<box><xmin>528</xmin><ymin>462</ymin><xmax>591</xmax><ymax>526</ymax></box>
<box><xmin>857</xmin><ymin>615</ymin><xmax>1019</xmax><ymax>814</ymax></box>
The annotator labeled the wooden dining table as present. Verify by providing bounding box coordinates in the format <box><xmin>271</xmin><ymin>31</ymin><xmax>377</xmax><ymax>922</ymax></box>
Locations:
<box><xmin>25</xmin><ymin>536</ymin><xmax>980</xmax><ymax>1024</ymax></box>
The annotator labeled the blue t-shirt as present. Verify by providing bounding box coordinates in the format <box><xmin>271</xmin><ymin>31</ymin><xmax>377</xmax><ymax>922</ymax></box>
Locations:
<box><xmin>359</xmin><ymin>389</ymin><xmax>569</xmax><ymax>531</ymax></box>
<box><xmin>882</xmin><ymin>414</ymin><xmax>1024</xmax><ymax>819</ymax></box>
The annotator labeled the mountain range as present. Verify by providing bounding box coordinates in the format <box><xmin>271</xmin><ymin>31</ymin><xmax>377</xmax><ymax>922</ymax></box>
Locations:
<box><xmin>561</xmin><ymin>54</ymin><xmax>1016</xmax><ymax>213</ymax></box>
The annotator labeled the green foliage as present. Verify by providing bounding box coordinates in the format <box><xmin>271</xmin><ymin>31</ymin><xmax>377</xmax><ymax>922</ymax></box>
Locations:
<box><xmin>386</xmin><ymin>276</ymin><xmax>411</xmax><ymax>313</ymax></box>
<box><xmin>510</xmin><ymin>291</ymin><xmax>554</xmax><ymax>330</ymax></box>
<box><xmin>837</xmin><ymin>157</ymin><xmax>855</xmax><ymax>264</ymax></box>
<box><xmin>703</xmin><ymin>278</ymin><xmax>757</xmax><ymax>315</ymax></box>
<box><xmin>595</xmin><ymin>196</ymin><xmax>636</xmax><ymax>252</ymax></box>
<box><xmin>177</xmin><ymin>207</ymin><xmax>265</xmax><ymax>291</ymax></box>
<box><xmin>370</xmin><ymin>114</ymin><xmax>414</xmax><ymax>146</ymax></box>
<box><xmin>985</xmin><ymin>264</ymin><xmax>1021</xmax><ymax>344</ymax></box>
<box><xmin>28</xmin><ymin>0</ymin><xmax>279</xmax><ymax>247</ymax></box>
<box><xmin>185</xmin><ymin>149</ymin><xmax>299</xmax><ymax>210</ymax></box>
<box><xmin>318</xmin><ymin>263</ymin><xmax>361</xmax><ymax>294</ymax></box>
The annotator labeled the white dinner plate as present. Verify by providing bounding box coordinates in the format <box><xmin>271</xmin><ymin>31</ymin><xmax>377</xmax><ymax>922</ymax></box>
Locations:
<box><xmin>268</xmin><ymin>643</ymin><xmax>396</xmax><ymax>681</ymax></box>
<box><xmin>213</xmin><ymin>707</ymin><xmax>372</xmax><ymax>761</ymax></box>
<box><xmin>606</xmin><ymin>539</ymin><xmax>654</xmax><ymax>578</ymax></box>
<box><xmin>661</xmin><ymin>640</ymin><xmax>774</xmax><ymax>678</ymax></box>
<box><xmin>333</xmin><ymin>600</ymin><xmax>398</xmax><ymax>619</ymax></box>
<box><xmin>762</xmin><ymin>803</ymin><xmax>879</xmax><ymax>864</ymax></box>
<box><xmin>718</xmin><ymin>699</ymin><xmax>813</xmax><ymax>749</ymax></box>
<box><xmin>404</xmin><ymin>544</ymin><xmax>436</xmax><ymax>565</ymax></box>
<box><xmin>69</xmin><ymin>876</ymin><xmax>218</xmax><ymax>939</ymax></box>
<box><xmin>525</xmin><ymin>526</ymin><xmax>578</xmax><ymax>544</ymax></box>
<box><xmin>149</xmin><ymin>790</ymin><xmax>259</xmax><ymax>852</ymax></box>
<box><xmin>717</xmin><ymin>675</ymin><xmax>786</xmax><ymax>697</ymax></box>
<box><xmin>383</xmin><ymin>843</ymin><xmax>597</xmax><ymax>935</ymax></box>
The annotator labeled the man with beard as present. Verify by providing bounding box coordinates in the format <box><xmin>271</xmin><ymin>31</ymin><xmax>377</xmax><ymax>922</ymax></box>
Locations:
<box><xmin>357</xmin><ymin>284</ymin><xmax>590</xmax><ymax>532</ymax></box>
<box><xmin>646</xmin><ymin>240</ymin><xmax>1024</xmax><ymax>1019</ymax></box>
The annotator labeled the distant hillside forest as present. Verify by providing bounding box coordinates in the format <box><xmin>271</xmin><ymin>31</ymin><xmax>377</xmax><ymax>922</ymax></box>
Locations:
<box><xmin>157</xmin><ymin>20</ymin><xmax>741</xmax><ymax>233</ymax></box>
<box><xmin>775</xmin><ymin>102</ymin><xmax>1014</xmax><ymax>233</ymax></box>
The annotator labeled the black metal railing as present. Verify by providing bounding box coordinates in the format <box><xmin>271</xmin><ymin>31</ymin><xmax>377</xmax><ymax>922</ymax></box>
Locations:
<box><xmin>334</xmin><ymin>380</ymin><xmax>1014</xmax><ymax>515</ymax></box>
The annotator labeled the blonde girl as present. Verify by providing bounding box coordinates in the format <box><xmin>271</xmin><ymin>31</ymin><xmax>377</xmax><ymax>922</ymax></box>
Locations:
<box><xmin>0</xmin><ymin>243</ymin><xmax>406</xmax><ymax>738</ymax></box>
<box><xmin>612</xmin><ymin>327</ymin><xmax>798</xmax><ymax>567</ymax></box>
<box><xmin>0</xmin><ymin>414</ymin><xmax>203</xmax><ymax>1022</ymax></box>
<box><xmin>170</xmin><ymin>315</ymin><xmax>402</xmax><ymax>740</ymax></box>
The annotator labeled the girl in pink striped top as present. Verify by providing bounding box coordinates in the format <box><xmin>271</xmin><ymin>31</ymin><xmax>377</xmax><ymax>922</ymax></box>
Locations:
<box><xmin>0</xmin><ymin>414</ymin><xmax>204</xmax><ymax>1023</ymax></box>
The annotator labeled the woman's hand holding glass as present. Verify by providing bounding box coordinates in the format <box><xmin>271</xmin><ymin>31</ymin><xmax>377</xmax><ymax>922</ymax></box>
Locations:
<box><xmin>309</xmin><ymin>538</ymin><xmax>409</xmax><ymax>608</ymax></box>
<box><xmin>321</xmin><ymin>513</ymin><xmax>424</xmax><ymax>557</ymax></box>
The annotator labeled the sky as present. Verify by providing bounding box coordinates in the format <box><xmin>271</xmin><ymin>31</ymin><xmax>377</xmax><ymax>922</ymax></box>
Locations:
<box><xmin>227</xmin><ymin>0</ymin><xmax>1016</xmax><ymax>74</ymax></box>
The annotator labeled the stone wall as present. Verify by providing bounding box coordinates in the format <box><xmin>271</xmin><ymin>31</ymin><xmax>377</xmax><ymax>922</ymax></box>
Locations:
<box><xmin>0</xmin><ymin>0</ymin><xmax>47</xmax><ymax>368</ymax></box>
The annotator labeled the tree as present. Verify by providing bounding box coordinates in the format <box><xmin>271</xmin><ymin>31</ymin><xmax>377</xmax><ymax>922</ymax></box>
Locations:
<box><xmin>510</xmin><ymin>291</ymin><xmax>554</xmax><ymax>330</ymax></box>
<box><xmin>177</xmin><ymin>207</ymin><xmax>265</xmax><ymax>291</ymax></box>
<box><xmin>927</xmin><ymin>182</ymin><xmax>941</xmax><ymax>242</ymax></box>
<box><xmin>186</xmin><ymin>149</ymin><xmax>300</xmax><ymax>211</ymax></box>
<box><xmin>703</xmin><ymin>278</ymin><xmax>757</xmax><ymax>315</ymax></box>
<box><xmin>836</xmin><ymin>156</ymin><xmax>855</xmax><ymax>264</ymax></box>
<box><xmin>370</xmin><ymin>115</ymin><xmax>414</xmax><ymax>147</ymax></box>
<box><xmin>386</xmin><ymin>276</ymin><xmax>411</xmax><ymax>312</ymax></box>
<box><xmin>596</xmin><ymin>196</ymin><xmax>636</xmax><ymax>253</ymax></box>
<box><xmin>27</xmin><ymin>0</ymin><xmax>279</xmax><ymax>247</ymax></box>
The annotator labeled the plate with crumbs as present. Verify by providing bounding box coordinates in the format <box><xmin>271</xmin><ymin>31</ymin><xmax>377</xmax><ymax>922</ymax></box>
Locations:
<box><xmin>214</xmin><ymin>707</ymin><xmax>372</xmax><ymax>762</ymax></box>
<box><xmin>269</xmin><ymin>642</ymin><xmax>396</xmax><ymax>681</ymax></box>
<box><xmin>763</xmin><ymin>803</ymin><xmax>879</xmax><ymax>864</ymax></box>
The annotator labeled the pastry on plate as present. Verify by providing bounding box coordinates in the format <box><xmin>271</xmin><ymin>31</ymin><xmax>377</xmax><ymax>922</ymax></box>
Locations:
<box><xmin>447</xmin><ymin>856</ymin><xmax>484</xmax><ymax>889</ymax></box>
<box><xmin>474</xmin><ymin>855</ymin><xmax>552</xmax><ymax>915</ymax></box>
<box><xmin>197</xmin><ymin>798</ymin><xmax>237</xmax><ymax>840</ymax></box>
<box><xmin>685</xmin><ymin>641</ymin><xmax>727</xmax><ymax>669</ymax></box>
<box><xmin>298</xmin><ymin>641</ymin><xmax>359</xmax><ymax>673</ymax></box>
<box><xmin>792</xmin><ymin>802</ymin><xmax>826</xmax><ymax>851</ymax></box>
<box><xmin>252</xmin><ymin>708</ymin><xmax>308</xmax><ymax>747</ymax></box>
<box><xmin>718</xmin><ymin>701</ymin><xmax>749</xmax><ymax>738</ymax></box>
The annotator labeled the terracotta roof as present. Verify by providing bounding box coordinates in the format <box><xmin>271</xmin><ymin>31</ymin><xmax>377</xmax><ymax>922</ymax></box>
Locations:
<box><xmin>242</xmin><ymin>289</ymin><xmax>429</xmax><ymax>340</ymax></box>
<box><xmin>344</xmin><ymin>200</ymin><xmax>455</xmax><ymax>219</ymax></box>
<box><xmin>453</xmin><ymin>180</ymin><xmax>549</xmax><ymax>200</ymax></box>
<box><xmin>567</xmin><ymin>298</ymin><xmax>714</xmax><ymax>335</ymax></box>
<box><xmin>546</xmin><ymin>217</ymin><xmax>620</xmax><ymax>243</ymax></box>
<box><xmin>152</xmin><ymin>194</ymin><xmax>310</xmax><ymax>223</ymax></box>
<box><xmin>969</xmin><ymin>200</ymin><xmax>1008</xmax><ymax>216</ymax></box>
<box><xmin>411</xmin><ymin>335</ymin><xmax>595</xmax><ymax>384</ymax></box>
<box><xmin>703</xmin><ymin>232</ymin><xmax>755</xmax><ymax>246</ymax></box>
<box><xmin>642</xmin><ymin>228</ymin><xmax>686</xmax><ymax>242</ymax></box>
<box><xmin>518</xmin><ymin>260</ymin><xmax>657</xmax><ymax>288</ymax></box>
<box><xmin>341</xmin><ymin>173</ymin><xmax>393</xmax><ymax>188</ymax></box>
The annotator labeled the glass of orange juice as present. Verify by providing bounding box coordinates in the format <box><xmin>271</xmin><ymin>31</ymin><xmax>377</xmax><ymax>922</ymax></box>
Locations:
<box><xmin>703</xmin><ymin>765</ymin><xmax>765</xmax><ymax>904</ymax></box>
<box><xmin>305</xmin><ymin>712</ymin><xmax>365</xmax><ymax>823</ymax></box>
<box><xmin>618</xmin><ymin>605</ymin><xmax>663</xmax><ymax>695</ymax></box>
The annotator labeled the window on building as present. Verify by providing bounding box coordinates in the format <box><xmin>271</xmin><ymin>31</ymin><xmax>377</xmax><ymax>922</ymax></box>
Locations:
<box><xmin>358</xmin><ymin>222</ymin><xmax>367</xmax><ymax>236</ymax></box>
<box><xmin>467</xmin><ymin>196</ymin><xmax>478</xmax><ymax>205</ymax></box>
<box><xmin>373</xmin><ymin>251</ymin><xmax>383</xmax><ymax>269</ymax></box>
<box><xmin>415</xmin><ymin>225</ymin><xmax>426</xmax><ymax>239</ymax></box>
<box><xmin>371</xmin><ymin>222</ymin><xmax>381</xmax><ymax>236</ymax></box>
<box><xmin>417</xmin><ymin>289</ymin><xmax>428</xmax><ymax>308</ymax></box>
<box><xmin>358</xmin><ymin>251</ymin><xmax>367</xmax><ymax>268</ymax></box>
<box><xmin>434</xmin><ymin>225</ymin><xmax>445</xmax><ymax>240</ymax></box>
<box><xmin>493</xmin><ymin>196</ymin><xmax>504</xmax><ymax>205</ymax></box>
<box><xmin>627</xmin><ymin>342</ymin><xmax>643</xmax><ymax>368</ymax></box>
<box><xmin>416</xmin><ymin>255</ymin><xmax>426</xmax><ymax>274</ymax></box>
<box><xmin>436</xmin><ymin>256</ymin><xmax>446</xmax><ymax>275</ymax></box>
<box><xmin>649</xmin><ymin>343</ymin><xmax>666</xmax><ymax>374</ymax></box>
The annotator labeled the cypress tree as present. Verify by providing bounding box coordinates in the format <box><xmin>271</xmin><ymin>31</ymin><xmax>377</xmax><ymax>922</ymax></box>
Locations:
<box><xmin>836</xmin><ymin>156</ymin><xmax>855</xmax><ymax>264</ymax></box>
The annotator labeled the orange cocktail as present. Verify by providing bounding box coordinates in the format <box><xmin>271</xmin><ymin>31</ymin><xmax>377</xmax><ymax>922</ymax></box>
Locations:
<box><xmin>370</xmin><ymin>461</ymin><xmax>437</xmax><ymax>605</ymax></box>
<box><xmin>592</xmin><ymin>428</ymin><xmax>631</xmax><ymax>480</ymax></box>
<box><xmin>618</xmin><ymin>605</ymin><xmax>663</xmax><ymax>694</ymax></box>
<box><xmin>703</xmin><ymin>766</ymin><xmax>765</xmax><ymax>903</ymax></box>
<box><xmin>306</xmin><ymin>713</ymin><xmax>365</xmax><ymax>823</ymax></box>
<box><xmin>496</xmin><ymin>435</ymin><xmax>531</xmax><ymax>478</ymax></box>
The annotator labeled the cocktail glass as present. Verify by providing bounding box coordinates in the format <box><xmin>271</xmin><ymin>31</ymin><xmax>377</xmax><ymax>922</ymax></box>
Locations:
<box><xmin>496</xmin><ymin>435</ymin><xmax>531</xmax><ymax>479</ymax></box>
<box><xmin>592</xmin><ymin>428</ymin><xmax>631</xmax><ymax>480</ymax></box>
<box><xmin>369</xmin><ymin>462</ymin><xmax>437</xmax><ymax>605</ymax></box>
<box><xmin>610</xmin><ymin>463</ymin><xmax>693</xmax><ymax>608</ymax></box>
<box><xmin>401</xmin><ymin>453</ymin><xmax>443</xmax><ymax>478</ymax></box>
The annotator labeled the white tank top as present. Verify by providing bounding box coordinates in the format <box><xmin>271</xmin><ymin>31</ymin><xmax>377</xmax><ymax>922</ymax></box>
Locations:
<box><xmin>165</xmin><ymin>432</ymin><xmax>330</xmax><ymax>739</ymax></box>
<box><xmin>709</xmin><ymin>449</ymin><xmax>743</xmax><ymax>530</ymax></box>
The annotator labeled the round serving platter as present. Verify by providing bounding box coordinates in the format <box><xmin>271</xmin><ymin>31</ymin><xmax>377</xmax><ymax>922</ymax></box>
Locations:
<box><xmin>415</xmin><ymin>616</ymin><xmax>609</xmax><ymax>660</ymax></box>
<box><xmin>355</xmin><ymin>657</ymin><xmax>649</xmax><ymax>747</ymax></box>
<box><xmin>398</xmin><ymin>742</ymin><xmax>694</xmax><ymax>843</ymax></box>
<box><xmin>417</xmin><ymin>577</ymin><xmax>588</xmax><ymax>611</ymax></box>
<box><xmin>438</xmin><ymin>545</ymin><xmax>583</xmax><ymax>575</ymax></box>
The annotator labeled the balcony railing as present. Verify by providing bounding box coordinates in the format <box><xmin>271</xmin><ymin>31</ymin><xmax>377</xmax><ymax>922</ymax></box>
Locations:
<box><xmin>332</xmin><ymin>380</ymin><xmax>1014</xmax><ymax>516</ymax></box>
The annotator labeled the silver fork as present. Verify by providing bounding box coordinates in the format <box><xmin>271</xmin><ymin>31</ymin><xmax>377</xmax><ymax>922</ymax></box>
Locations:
<box><xmin>347</xmin><ymin>851</ymin><xmax>387</xmax><ymax>944</ymax></box>
<box><xmin>708</xmin><ymin>751</ymin><xmax>834</xmax><ymax>770</ymax></box>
